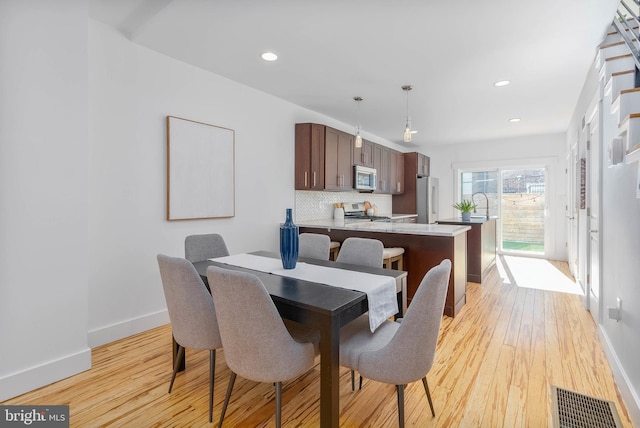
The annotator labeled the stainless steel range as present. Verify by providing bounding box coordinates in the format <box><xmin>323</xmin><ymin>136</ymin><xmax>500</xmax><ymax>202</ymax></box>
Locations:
<box><xmin>342</xmin><ymin>202</ymin><xmax>391</xmax><ymax>222</ymax></box>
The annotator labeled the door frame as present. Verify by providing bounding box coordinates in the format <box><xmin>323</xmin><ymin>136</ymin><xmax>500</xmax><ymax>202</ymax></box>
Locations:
<box><xmin>584</xmin><ymin>89</ymin><xmax>603</xmax><ymax>321</ymax></box>
<box><xmin>453</xmin><ymin>159</ymin><xmax>554</xmax><ymax>259</ymax></box>
<box><xmin>566</xmin><ymin>142</ymin><xmax>580</xmax><ymax>282</ymax></box>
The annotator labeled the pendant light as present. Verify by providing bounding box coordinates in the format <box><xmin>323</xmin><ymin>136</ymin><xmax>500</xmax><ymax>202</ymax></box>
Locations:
<box><xmin>354</xmin><ymin>96</ymin><xmax>363</xmax><ymax>148</ymax></box>
<box><xmin>402</xmin><ymin>85</ymin><xmax>413</xmax><ymax>143</ymax></box>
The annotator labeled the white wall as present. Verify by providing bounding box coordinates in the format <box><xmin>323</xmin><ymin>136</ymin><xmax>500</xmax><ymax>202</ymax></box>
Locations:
<box><xmin>86</xmin><ymin>20</ymin><xmax>399</xmax><ymax>347</ymax></box>
<box><xmin>0</xmin><ymin>0</ymin><xmax>91</xmax><ymax>401</ymax></box>
<box><xmin>568</xmin><ymin>41</ymin><xmax>640</xmax><ymax>423</ymax></box>
<box><xmin>0</xmin><ymin>10</ymin><xmax>400</xmax><ymax>401</ymax></box>
<box><xmin>426</xmin><ymin>133</ymin><xmax>568</xmax><ymax>260</ymax></box>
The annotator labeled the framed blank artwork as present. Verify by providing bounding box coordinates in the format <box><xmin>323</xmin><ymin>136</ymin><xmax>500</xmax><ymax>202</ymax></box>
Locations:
<box><xmin>166</xmin><ymin>116</ymin><xmax>235</xmax><ymax>220</ymax></box>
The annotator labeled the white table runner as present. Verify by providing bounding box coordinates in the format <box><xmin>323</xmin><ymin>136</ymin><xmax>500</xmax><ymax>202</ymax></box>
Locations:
<box><xmin>209</xmin><ymin>253</ymin><xmax>398</xmax><ymax>332</ymax></box>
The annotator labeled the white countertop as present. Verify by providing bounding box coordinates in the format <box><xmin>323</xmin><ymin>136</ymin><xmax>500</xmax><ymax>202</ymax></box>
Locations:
<box><xmin>387</xmin><ymin>213</ymin><xmax>418</xmax><ymax>220</ymax></box>
<box><xmin>298</xmin><ymin>218</ymin><xmax>470</xmax><ymax>237</ymax></box>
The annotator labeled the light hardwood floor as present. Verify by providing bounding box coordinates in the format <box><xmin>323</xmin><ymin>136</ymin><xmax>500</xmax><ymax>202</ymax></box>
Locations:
<box><xmin>2</xmin><ymin>259</ymin><xmax>633</xmax><ymax>427</ymax></box>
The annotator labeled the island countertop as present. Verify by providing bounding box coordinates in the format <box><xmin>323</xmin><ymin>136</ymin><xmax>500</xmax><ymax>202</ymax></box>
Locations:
<box><xmin>297</xmin><ymin>219</ymin><xmax>470</xmax><ymax>237</ymax></box>
<box><xmin>299</xmin><ymin>218</ymin><xmax>470</xmax><ymax>317</ymax></box>
<box><xmin>387</xmin><ymin>213</ymin><xmax>418</xmax><ymax>220</ymax></box>
<box><xmin>437</xmin><ymin>216</ymin><xmax>499</xmax><ymax>225</ymax></box>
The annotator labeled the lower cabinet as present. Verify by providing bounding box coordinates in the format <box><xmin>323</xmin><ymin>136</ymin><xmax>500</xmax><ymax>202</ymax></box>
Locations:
<box><xmin>300</xmin><ymin>226</ymin><xmax>467</xmax><ymax>317</ymax></box>
<box><xmin>437</xmin><ymin>218</ymin><xmax>497</xmax><ymax>283</ymax></box>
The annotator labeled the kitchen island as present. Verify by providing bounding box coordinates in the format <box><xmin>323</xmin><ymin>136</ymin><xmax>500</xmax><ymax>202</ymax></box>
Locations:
<box><xmin>437</xmin><ymin>217</ymin><xmax>497</xmax><ymax>284</ymax></box>
<box><xmin>298</xmin><ymin>219</ymin><xmax>470</xmax><ymax>317</ymax></box>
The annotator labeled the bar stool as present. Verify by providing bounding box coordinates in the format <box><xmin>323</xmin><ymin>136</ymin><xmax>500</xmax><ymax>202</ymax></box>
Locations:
<box><xmin>329</xmin><ymin>241</ymin><xmax>340</xmax><ymax>261</ymax></box>
<box><xmin>382</xmin><ymin>247</ymin><xmax>405</xmax><ymax>270</ymax></box>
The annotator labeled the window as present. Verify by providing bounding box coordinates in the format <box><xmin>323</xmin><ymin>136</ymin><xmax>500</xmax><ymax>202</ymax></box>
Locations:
<box><xmin>459</xmin><ymin>167</ymin><xmax>546</xmax><ymax>256</ymax></box>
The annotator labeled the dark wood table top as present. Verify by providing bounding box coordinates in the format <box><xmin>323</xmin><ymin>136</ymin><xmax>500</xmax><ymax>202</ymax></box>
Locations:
<box><xmin>193</xmin><ymin>250</ymin><xmax>405</xmax><ymax>320</ymax></box>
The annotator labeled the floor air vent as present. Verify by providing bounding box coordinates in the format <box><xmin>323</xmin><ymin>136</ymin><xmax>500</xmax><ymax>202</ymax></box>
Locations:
<box><xmin>552</xmin><ymin>385</ymin><xmax>622</xmax><ymax>428</ymax></box>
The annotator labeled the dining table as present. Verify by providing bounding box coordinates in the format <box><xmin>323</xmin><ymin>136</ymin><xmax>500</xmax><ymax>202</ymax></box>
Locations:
<box><xmin>184</xmin><ymin>250</ymin><xmax>407</xmax><ymax>428</ymax></box>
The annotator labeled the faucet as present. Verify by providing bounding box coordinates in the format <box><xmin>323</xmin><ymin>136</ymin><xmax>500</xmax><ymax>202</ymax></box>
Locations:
<box><xmin>472</xmin><ymin>192</ymin><xmax>490</xmax><ymax>219</ymax></box>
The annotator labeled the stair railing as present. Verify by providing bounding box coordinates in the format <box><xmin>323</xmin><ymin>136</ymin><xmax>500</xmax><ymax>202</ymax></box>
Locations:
<box><xmin>612</xmin><ymin>0</ymin><xmax>640</xmax><ymax>79</ymax></box>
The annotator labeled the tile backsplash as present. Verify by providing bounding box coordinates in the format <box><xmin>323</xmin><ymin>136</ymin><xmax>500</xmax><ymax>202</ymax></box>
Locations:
<box><xmin>295</xmin><ymin>191</ymin><xmax>392</xmax><ymax>221</ymax></box>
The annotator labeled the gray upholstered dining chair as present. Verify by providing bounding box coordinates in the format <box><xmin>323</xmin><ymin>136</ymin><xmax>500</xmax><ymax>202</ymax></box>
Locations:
<box><xmin>157</xmin><ymin>254</ymin><xmax>223</xmax><ymax>424</ymax></box>
<box><xmin>298</xmin><ymin>232</ymin><xmax>331</xmax><ymax>260</ymax></box>
<box><xmin>335</xmin><ymin>236</ymin><xmax>385</xmax><ymax>389</ymax></box>
<box><xmin>339</xmin><ymin>259</ymin><xmax>451</xmax><ymax>427</ymax></box>
<box><xmin>184</xmin><ymin>233</ymin><xmax>230</xmax><ymax>262</ymax></box>
<box><xmin>206</xmin><ymin>266</ymin><xmax>317</xmax><ymax>428</ymax></box>
<box><xmin>335</xmin><ymin>237</ymin><xmax>384</xmax><ymax>268</ymax></box>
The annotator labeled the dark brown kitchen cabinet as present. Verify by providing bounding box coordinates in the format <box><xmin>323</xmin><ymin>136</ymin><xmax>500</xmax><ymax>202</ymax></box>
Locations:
<box><xmin>401</xmin><ymin>152</ymin><xmax>430</xmax><ymax>178</ymax></box>
<box><xmin>295</xmin><ymin>123</ymin><xmax>325</xmax><ymax>190</ymax></box>
<box><xmin>392</xmin><ymin>151</ymin><xmax>430</xmax><ymax>212</ymax></box>
<box><xmin>353</xmin><ymin>139</ymin><xmax>374</xmax><ymax>168</ymax></box>
<box><xmin>296</xmin><ymin>122</ymin><xmax>401</xmax><ymax>193</ymax></box>
<box><xmin>390</xmin><ymin>149</ymin><xmax>404</xmax><ymax>194</ymax></box>
<box><xmin>417</xmin><ymin>152</ymin><xmax>430</xmax><ymax>176</ymax></box>
<box><xmin>373</xmin><ymin>144</ymin><xmax>390</xmax><ymax>193</ymax></box>
<box><xmin>324</xmin><ymin>127</ymin><xmax>353</xmax><ymax>191</ymax></box>
<box><xmin>373</xmin><ymin>146</ymin><xmax>403</xmax><ymax>194</ymax></box>
<box><xmin>300</xmin><ymin>225</ymin><xmax>467</xmax><ymax>317</ymax></box>
<box><xmin>437</xmin><ymin>218</ymin><xmax>497</xmax><ymax>284</ymax></box>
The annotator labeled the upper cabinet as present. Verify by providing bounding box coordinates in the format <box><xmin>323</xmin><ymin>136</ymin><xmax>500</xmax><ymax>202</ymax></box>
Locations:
<box><xmin>295</xmin><ymin>123</ymin><xmax>408</xmax><ymax>194</ymax></box>
<box><xmin>416</xmin><ymin>152</ymin><xmax>430</xmax><ymax>176</ymax></box>
<box><xmin>402</xmin><ymin>152</ymin><xmax>430</xmax><ymax>178</ymax></box>
<box><xmin>372</xmin><ymin>144</ymin><xmax>387</xmax><ymax>193</ymax></box>
<box><xmin>295</xmin><ymin>123</ymin><xmax>325</xmax><ymax>190</ymax></box>
<box><xmin>391</xmin><ymin>149</ymin><xmax>404</xmax><ymax>194</ymax></box>
<box><xmin>373</xmin><ymin>145</ymin><xmax>404</xmax><ymax>194</ymax></box>
<box><xmin>353</xmin><ymin>139</ymin><xmax>374</xmax><ymax>168</ymax></box>
<box><xmin>324</xmin><ymin>127</ymin><xmax>353</xmax><ymax>191</ymax></box>
<box><xmin>295</xmin><ymin>123</ymin><xmax>352</xmax><ymax>191</ymax></box>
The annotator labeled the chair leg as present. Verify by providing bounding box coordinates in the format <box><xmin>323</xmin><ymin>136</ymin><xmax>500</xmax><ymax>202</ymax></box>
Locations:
<box><xmin>168</xmin><ymin>345</ymin><xmax>185</xmax><ymax>393</ymax></box>
<box><xmin>422</xmin><ymin>377</ymin><xmax>435</xmax><ymax>417</ymax></box>
<box><xmin>209</xmin><ymin>350</ymin><xmax>216</xmax><ymax>423</ymax></box>
<box><xmin>350</xmin><ymin>370</ymin><xmax>363</xmax><ymax>391</ymax></box>
<box><xmin>218</xmin><ymin>372</ymin><xmax>236</xmax><ymax>428</ymax></box>
<box><xmin>275</xmin><ymin>382</ymin><xmax>282</xmax><ymax>428</ymax></box>
<box><xmin>396</xmin><ymin>384</ymin><xmax>405</xmax><ymax>428</ymax></box>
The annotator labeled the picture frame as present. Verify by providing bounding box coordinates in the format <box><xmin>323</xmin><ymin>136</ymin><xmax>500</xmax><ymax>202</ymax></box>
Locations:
<box><xmin>166</xmin><ymin>116</ymin><xmax>235</xmax><ymax>220</ymax></box>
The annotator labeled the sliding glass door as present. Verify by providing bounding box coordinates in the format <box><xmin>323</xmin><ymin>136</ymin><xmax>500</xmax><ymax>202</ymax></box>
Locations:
<box><xmin>501</xmin><ymin>169</ymin><xmax>545</xmax><ymax>254</ymax></box>
<box><xmin>460</xmin><ymin>167</ymin><xmax>547</xmax><ymax>256</ymax></box>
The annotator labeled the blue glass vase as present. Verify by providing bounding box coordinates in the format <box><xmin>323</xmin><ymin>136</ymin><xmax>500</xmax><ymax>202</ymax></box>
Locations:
<box><xmin>280</xmin><ymin>208</ymin><xmax>299</xmax><ymax>269</ymax></box>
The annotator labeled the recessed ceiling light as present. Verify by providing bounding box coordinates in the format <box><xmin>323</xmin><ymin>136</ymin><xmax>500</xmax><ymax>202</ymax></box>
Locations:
<box><xmin>261</xmin><ymin>52</ymin><xmax>278</xmax><ymax>61</ymax></box>
<box><xmin>494</xmin><ymin>80</ymin><xmax>510</xmax><ymax>87</ymax></box>
<box><xmin>509</xmin><ymin>117</ymin><xmax>521</xmax><ymax>122</ymax></box>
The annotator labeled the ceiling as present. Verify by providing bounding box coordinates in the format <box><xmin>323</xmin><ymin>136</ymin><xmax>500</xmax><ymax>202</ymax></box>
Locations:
<box><xmin>89</xmin><ymin>0</ymin><xmax>619</xmax><ymax>150</ymax></box>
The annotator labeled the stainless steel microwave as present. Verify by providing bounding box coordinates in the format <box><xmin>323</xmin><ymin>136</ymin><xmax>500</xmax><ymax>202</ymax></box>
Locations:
<box><xmin>354</xmin><ymin>165</ymin><xmax>377</xmax><ymax>191</ymax></box>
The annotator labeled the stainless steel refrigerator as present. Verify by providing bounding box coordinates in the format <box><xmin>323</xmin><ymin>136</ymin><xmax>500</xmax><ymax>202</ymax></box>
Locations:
<box><xmin>416</xmin><ymin>176</ymin><xmax>439</xmax><ymax>223</ymax></box>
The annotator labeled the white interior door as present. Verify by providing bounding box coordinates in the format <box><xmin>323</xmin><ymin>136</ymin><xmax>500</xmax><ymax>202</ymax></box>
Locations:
<box><xmin>567</xmin><ymin>145</ymin><xmax>579</xmax><ymax>280</ymax></box>
<box><xmin>587</xmin><ymin>113</ymin><xmax>601</xmax><ymax>323</ymax></box>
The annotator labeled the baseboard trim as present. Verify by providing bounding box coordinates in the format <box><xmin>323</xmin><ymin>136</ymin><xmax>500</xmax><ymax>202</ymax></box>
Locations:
<box><xmin>599</xmin><ymin>326</ymin><xmax>640</xmax><ymax>426</ymax></box>
<box><xmin>0</xmin><ymin>348</ymin><xmax>91</xmax><ymax>402</ymax></box>
<box><xmin>88</xmin><ymin>309</ymin><xmax>169</xmax><ymax>348</ymax></box>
